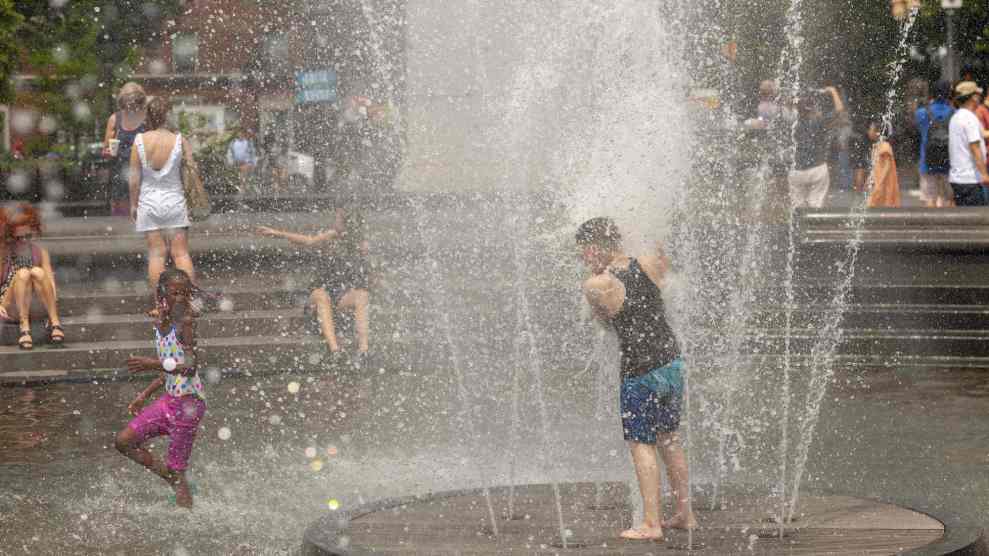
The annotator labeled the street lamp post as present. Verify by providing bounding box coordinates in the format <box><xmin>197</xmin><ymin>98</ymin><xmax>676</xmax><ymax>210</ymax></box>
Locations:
<box><xmin>942</xmin><ymin>0</ymin><xmax>963</xmax><ymax>82</ymax></box>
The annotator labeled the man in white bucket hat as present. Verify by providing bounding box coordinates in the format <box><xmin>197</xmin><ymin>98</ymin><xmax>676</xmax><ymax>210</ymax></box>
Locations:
<box><xmin>948</xmin><ymin>81</ymin><xmax>989</xmax><ymax>206</ymax></box>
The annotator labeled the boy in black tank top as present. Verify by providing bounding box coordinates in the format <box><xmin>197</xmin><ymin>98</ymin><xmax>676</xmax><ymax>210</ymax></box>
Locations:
<box><xmin>577</xmin><ymin>217</ymin><xmax>697</xmax><ymax>541</ymax></box>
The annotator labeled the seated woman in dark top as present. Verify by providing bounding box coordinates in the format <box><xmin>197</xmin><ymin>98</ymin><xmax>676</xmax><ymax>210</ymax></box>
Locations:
<box><xmin>256</xmin><ymin>208</ymin><xmax>370</xmax><ymax>368</ymax></box>
<box><xmin>0</xmin><ymin>204</ymin><xmax>64</xmax><ymax>349</ymax></box>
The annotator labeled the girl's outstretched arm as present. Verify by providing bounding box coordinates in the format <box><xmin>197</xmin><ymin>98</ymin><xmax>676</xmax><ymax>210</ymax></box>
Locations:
<box><xmin>255</xmin><ymin>226</ymin><xmax>338</xmax><ymax>246</ymax></box>
<box><xmin>129</xmin><ymin>376</ymin><xmax>164</xmax><ymax>416</ymax></box>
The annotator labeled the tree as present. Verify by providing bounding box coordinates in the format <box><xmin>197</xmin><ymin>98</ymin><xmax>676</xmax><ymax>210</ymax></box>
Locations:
<box><xmin>0</xmin><ymin>0</ymin><xmax>22</xmax><ymax>104</ymax></box>
<box><xmin>909</xmin><ymin>0</ymin><xmax>989</xmax><ymax>83</ymax></box>
<box><xmin>13</xmin><ymin>0</ymin><xmax>181</xmax><ymax>145</ymax></box>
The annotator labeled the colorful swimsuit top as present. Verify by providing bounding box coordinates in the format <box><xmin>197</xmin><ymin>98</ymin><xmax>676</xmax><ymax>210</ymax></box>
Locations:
<box><xmin>155</xmin><ymin>325</ymin><xmax>205</xmax><ymax>400</ymax></box>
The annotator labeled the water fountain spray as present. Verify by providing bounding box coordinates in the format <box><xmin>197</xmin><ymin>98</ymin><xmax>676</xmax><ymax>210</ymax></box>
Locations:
<box><xmin>786</xmin><ymin>4</ymin><xmax>923</xmax><ymax>524</ymax></box>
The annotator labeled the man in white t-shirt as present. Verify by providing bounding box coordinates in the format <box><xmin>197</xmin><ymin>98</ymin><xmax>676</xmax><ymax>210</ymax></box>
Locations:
<box><xmin>948</xmin><ymin>81</ymin><xmax>989</xmax><ymax>206</ymax></box>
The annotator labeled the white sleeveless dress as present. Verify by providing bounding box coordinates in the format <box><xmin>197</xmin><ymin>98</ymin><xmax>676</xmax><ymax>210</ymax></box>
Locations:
<box><xmin>134</xmin><ymin>133</ymin><xmax>190</xmax><ymax>233</ymax></box>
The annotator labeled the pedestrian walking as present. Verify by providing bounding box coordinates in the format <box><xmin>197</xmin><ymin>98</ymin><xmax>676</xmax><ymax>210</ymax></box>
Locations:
<box><xmin>226</xmin><ymin>129</ymin><xmax>257</xmax><ymax>194</ymax></box>
<box><xmin>948</xmin><ymin>82</ymin><xmax>989</xmax><ymax>206</ymax></box>
<box><xmin>129</xmin><ymin>97</ymin><xmax>196</xmax><ymax>312</ymax></box>
<box><xmin>788</xmin><ymin>86</ymin><xmax>846</xmax><ymax>208</ymax></box>
<box><xmin>915</xmin><ymin>80</ymin><xmax>955</xmax><ymax>207</ymax></box>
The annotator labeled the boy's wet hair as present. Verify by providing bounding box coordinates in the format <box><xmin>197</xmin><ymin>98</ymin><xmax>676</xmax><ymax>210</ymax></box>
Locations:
<box><xmin>575</xmin><ymin>217</ymin><xmax>622</xmax><ymax>251</ymax></box>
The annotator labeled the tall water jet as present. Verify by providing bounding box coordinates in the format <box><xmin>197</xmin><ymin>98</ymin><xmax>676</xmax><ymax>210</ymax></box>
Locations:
<box><xmin>407</xmin><ymin>199</ymin><xmax>500</xmax><ymax>538</ymax></box>
<box><xmin>785</xmin><ymin>4</ymin><xmax>923</xmax><ymax>523</ymax></box>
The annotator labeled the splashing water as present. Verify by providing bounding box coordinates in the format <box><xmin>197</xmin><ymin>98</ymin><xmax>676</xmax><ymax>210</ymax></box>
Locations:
<box><xmin>785</xmin><ymin>5</ymin><xmax>923</xmax><ymax>523</ymax></box>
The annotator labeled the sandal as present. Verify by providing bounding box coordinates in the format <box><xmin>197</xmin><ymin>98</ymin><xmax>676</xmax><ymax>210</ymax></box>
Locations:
<box><xmin>18</xmin><ymin>329</ymin><xmax>32</xmax><ymax>350</ymax></box>
<box><xmin>47</xmin><ymin>323</ymin><xmax>64</xmax><ymax>346</ymax></box>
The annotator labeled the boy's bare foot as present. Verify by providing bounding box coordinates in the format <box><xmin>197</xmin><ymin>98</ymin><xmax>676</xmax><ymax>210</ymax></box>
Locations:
<box><xmin>662</xmin><ymin>512</ymin><xmax>698</xmax><ymax>530</ymax></box>
<box><xmin>619</xmin><ymin>525</ymin><xmax>664</xmax><ymax>541</ymax></box>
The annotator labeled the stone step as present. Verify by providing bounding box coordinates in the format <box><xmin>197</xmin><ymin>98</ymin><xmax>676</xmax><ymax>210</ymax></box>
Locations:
<box><xmin>8</xmin><ymin>350</ymin><xmax>989</xmax><ymax>386</ymax></box>
<box><xmin>750</xmin><ymin>304</ymin><xmax>989</xmax><ymax>330</ymax></box>
<box><xmin>0</xmin><ymin>310</ymin><xmax>303</xmax><ymax>344</ymax></box>
<box><xmin>742</xmin><ymin>328</ymin><xmax>989</xmax><ymax>358</ymax></box>
<box><xmin>13</xmin><ymin>301</ymin><xmax>989</xmax><ymax>347</ymax></box>
<box><xmin>4</xmin><ymin>323</ymin><xmax>988</xmax><ymax>375</ymax></box>
<box><xmin>790</xmin><ymin>284</ymin><xmax>989</xmax><ymax>306</ymax></box>
<box><xmin>0</xmin><ymin>334</ymin><xmax>328</xmax><ymax>374</ymax></box>
<box><xmin>52</xmin><ymin>283</ymin><xmax>306</xmax><ymax>317</ymax></box>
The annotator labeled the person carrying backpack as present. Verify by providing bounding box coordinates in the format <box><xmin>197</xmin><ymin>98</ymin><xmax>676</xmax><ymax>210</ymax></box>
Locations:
<box><xmin>916</xmin><ymin>80</ymin><xmax>955</xmax><ymax>207</ymax></box>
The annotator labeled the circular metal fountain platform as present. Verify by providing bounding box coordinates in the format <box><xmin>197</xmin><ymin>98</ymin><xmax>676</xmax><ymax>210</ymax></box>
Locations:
<box><xmin>302</xmin><ymin>482</ymin><xmax>985</xmax><ymax>555</ymax></box>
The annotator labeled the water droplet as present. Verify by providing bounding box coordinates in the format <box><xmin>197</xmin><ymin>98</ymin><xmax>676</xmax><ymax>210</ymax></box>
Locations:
<box><xmin>217</xmin><ymin>427</ymin><xmax>232</xmax><ymax>440</ymax></box>
<box><xmin>287</xmin><ymin>381</ymin><xmax>300</xmax><ymax>394</ymax></box>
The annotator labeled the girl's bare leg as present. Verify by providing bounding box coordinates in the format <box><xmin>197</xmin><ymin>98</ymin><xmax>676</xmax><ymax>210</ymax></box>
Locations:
<box><xmin>11</xmin><ymin>268</ymin><xmax>32</xmax><ymax>332</ymax></box>
<box><xmin>337</xmin><ymin>288</ymin><xmax>370</xmax><ymax>353</ymax></box>
<box><xmin>310</xmin><ymin>288</ymin><xmax>341</xmax><ymax>352</ymax></box>
<box><xmin>115</xmin><ymin>427</ymin><xmax>170</xmax><ymax>479</ymax></box>
<box><xmin>114</xmin><ymin>428</ymin><xmax>193</xmax><ymax>508</ymax></box>
<box><xmin>146</xmin><ymin>231</ymin><xmax>167</xmax><ymax>308</ymax></box>
<box><xmin>28</xmin><ymin>267</ymin><xmax>61</xmax><ymax>329</ymax></box>
<box><xmin>168</xmin><ymin>229</ymin><xmax>195</xmax><ymax>282</ymax></box>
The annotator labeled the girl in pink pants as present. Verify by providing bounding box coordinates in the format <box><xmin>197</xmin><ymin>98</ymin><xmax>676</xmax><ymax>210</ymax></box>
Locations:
<box><xmin>115</xmin><ymin>268</ymin><xmax>206</xmax><ymax>508</ymax></box>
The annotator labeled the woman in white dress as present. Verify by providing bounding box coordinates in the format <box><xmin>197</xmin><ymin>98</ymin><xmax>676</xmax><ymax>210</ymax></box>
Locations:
<box><xmin>128</xmin><ymin>97</ymin><xmax>196</xmax><ymax>311</ymax></box>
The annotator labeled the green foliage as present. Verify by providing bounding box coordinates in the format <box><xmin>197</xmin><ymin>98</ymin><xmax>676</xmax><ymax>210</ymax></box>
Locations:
<box><xmin>0</xmin><ymin>0</ymin><xmax>22</xmax><ymax>103</ymax></box>
<box><xmin>195</xmin><ymin>130</ymin><xmax>240</xmax><ymax>196</ymax></box>
<box><xmin>912</xmin><ymin>0</ymin><xmax>989</xmax><ymax>76</ymax></box>
<box><xmin>14</xmin><ymin>0</ymin><xmax>181</xmax><ymax>137</ymax></box>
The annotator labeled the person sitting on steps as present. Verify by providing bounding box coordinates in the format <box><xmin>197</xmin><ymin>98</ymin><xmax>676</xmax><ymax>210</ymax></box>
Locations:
<box><xmin>0</xmin><ymin>203</ymin><xmax>64</xmax><ymax>350</ymax></box>
<box><xmin>256</xmin><ymin>207</ymin><xmax>371</xmax><ymax>369</ymax></box>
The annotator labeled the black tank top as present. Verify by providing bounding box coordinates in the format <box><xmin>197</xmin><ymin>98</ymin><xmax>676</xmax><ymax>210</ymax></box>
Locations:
<box><xmin>115</xmin><ymin>112</ymin><xmax>146</xmax><ymax>165</ymax></box>
<box><xmin>610</xmin><ymin>258</ymin><xmax>680</xmax><ymax>378</ymax></box>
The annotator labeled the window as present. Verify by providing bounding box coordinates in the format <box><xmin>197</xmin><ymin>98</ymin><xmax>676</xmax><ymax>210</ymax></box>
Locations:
<box><xmin>263</xmin><ymin>34</ymin><xmax>290</xmax><ymax>70</ymax></box>
<box><xmin>172</xmin><ymin>32</ymin><xmax>199</xmax><ymax>73</ymax></box>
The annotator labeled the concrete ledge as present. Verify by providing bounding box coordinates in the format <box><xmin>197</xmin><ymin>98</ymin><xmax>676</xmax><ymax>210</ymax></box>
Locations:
<box><xmin>301</xmin><ymin>482</ymin><xmax>984</xmax><ymax>555</ymax></box>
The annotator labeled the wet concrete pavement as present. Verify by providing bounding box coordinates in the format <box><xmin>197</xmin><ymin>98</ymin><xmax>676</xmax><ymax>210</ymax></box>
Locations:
<box><xmin>1</xmin><ymin>364</ymin><xmax>987</xmax><ymax>554</ymax></box>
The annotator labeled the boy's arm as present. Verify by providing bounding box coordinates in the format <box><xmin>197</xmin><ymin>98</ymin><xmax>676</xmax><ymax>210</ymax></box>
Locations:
<box><xmin>638</xmin><ymin>245</ymin><xmax>672</xmax><ymax>289</ymax></box>
<box><xmin>582</xmin><ymin>273</ymin><xmax>625</xmax><ymax>321</ymax></box>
